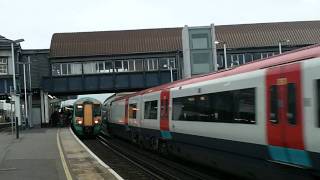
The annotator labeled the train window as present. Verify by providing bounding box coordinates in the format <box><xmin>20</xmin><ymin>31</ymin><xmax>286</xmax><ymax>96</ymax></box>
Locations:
<box><xmin>75</xmin><ymin>105</ymin><xmax>83</xmax><ymax>117</ymax></box>
<box><xmin>232</xmin><ymin>88</ymin><xmax>256</xmax><ymax>124</ymax></box>
<box><xmin>93</xmin><ymin>104</ymin><xmax>101</xmax><ymax>116</ymax></box>
<box><xmin>144</xmin><ymin>100</ymin><xmax>158</xmax><ymax>119</ymax></box>
<box><xmin>196</xmin><ymin>95</ymin><xmax>211</xmax><ymax>122</ymax></box>
<box><xmin>270</xmin><ymin>85</ymin><xmax>278</xmax><ymax>124</ymax></box>
<box><xmin>317</xmin><ymin>80</ymin><xmax>320</xmax><ymax>127</ymax></box>
<box><xmin>129</xmin><ymin>103</ymin><xmax>137</xmax><ymax>119</ymax></box>
<box><xmin>172</xmin><ymin>88</ymin><xmax>256</xmax><ymax>124</ymax></box>
<box><xmin>287</xmin><ymin>83</ymin><xmax>296</xmax><ymax>125</ymax></box>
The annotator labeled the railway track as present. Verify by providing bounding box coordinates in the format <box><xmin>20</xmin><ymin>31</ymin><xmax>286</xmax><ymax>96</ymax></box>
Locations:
<box><xmin>83</xmin><ymin>138</ymin><xmax>161</xmax><ymax>180</ymax></box>
<box><xmin>97</xmin><ymin>135</ymin><xmax>222</xmax><ymax>180</ymax></box>
<box><xmin>83</xmin><ymin>134</ymin><xmax>236</xmax><ymax>180</ymax></box>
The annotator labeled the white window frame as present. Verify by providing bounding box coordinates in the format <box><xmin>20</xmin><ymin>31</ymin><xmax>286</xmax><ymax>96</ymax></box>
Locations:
<box><xmin>0</xmin><ymin>57</ymin><xmax>8</xmax><ymax>75</ymax></box>
<box><xmin>133</xmin><ymin>59</ymin><xmax>144</xmax><ymax>71</ymax></box>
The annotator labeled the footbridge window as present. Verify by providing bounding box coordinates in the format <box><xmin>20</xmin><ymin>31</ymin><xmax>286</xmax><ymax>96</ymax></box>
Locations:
<box><xmin>52</xmin><ymin>63</ymin><xmax>82</xmax><ymax>76</ymax></box>
<box><xmin>51</xmin><ymin>58</ymin><xmax>176</xmax><ymax>76</ymax></box>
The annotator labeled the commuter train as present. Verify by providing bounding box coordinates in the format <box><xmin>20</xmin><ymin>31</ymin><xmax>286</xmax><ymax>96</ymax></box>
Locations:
<box><xmin>105</xmin><ymin>44</ymin><xmax>320</xmax><ymax>179</ymax></box>
<box><xmin>72</xmin><ymin>97</ymin><xmax>102</xmax><ymax>136</ymax></box>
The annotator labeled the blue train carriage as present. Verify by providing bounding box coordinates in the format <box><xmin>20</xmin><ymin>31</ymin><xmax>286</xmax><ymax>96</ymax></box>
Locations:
<box><xmin>72</xmin><ymin>97</ymin><xmax>102</xmax><ymax>136</ymax></box>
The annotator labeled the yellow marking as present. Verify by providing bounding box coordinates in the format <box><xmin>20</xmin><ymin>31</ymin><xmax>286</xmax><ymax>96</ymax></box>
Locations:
<box><xmin>277</xmin><ymin>78</ymin><xmax>287</xmax><ymax>85</ymax></box>
<box><xmin>57</xmin><ymin>129</ymin><xmax>73</xmax><ymax>180</ymax></box>
<box><xmin>84</xmin><ymin>104</ymin><xmax>93</xmax><ymax>126</ymax></box>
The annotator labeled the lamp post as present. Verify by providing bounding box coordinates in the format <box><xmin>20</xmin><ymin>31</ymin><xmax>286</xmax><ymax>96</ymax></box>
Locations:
<box><xmin>28</xmin><ymin>56</ymin><xmax>32</xmax><ymax>128</ymax></box>
<box><xmin>163</xmin><ymin>63</ymin><xmax>173</xmax><ymax>82</ymax></box>
<box><xmin>215</xmin><ymin>41</ymin><xmax>227</xmax><ymax>69</ymax></box>
<box><xmin>278</xmin><ymin>39</ymin><xmax>290</xmax><ymax>54</ymax></box>
<box><xmin>17</xmin><ymin>61</ymin><xmax>29</xmax><ymax>128</ymax></box>
<box><xmin>10</xmin><ymin>39</ymin><xmax>24</xmax><ymax>138</ymax></box>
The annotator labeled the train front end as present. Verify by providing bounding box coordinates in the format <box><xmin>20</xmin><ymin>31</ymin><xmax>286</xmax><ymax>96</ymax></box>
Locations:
<box><xmin>72</xmin><ymin>98</ymin><xmax>102</xmax><ymax>136</ymax></box>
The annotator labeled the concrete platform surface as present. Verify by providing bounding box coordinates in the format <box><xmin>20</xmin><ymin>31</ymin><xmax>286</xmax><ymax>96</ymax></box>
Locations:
<box><xmin>59</xmin><ymin>128</ymin><xmax>120</xmax><ymax>180</ymax></box>
<box><xmin>0</xmin><ymin>128</ymin><xmax>66</xmax><ymax>180</ymax></box>
<box><xmin>0</xmin><ymin>128</ymin><xmax>122</xmax><ymax>180</ymax></box>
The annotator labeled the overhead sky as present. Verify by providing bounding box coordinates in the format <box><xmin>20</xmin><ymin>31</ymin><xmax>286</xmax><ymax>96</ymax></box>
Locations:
<box><xmin>1</xmin><ymin>0</ymin><xmax>320</xmax><ymax>49</ymax></box>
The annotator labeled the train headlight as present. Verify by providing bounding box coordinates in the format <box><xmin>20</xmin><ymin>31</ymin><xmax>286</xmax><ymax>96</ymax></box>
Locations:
<box><xmin>77</xmin><ymin>120</ymin><xmax>83</xmax><ymax>125</ymax></box>
<box><xmin>94</xmin><ymin>120</ymin><xmax>99</xmax><ymax>124</ymax></box>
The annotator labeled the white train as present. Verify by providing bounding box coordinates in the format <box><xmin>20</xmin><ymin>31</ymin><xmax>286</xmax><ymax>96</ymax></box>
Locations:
<box><xmin>105</xmin><ymin>44</ymin><xmax>320</xmax><ymax>179</ymax></box>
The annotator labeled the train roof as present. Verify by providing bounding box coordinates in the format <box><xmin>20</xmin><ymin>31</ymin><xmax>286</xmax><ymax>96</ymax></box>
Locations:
<box><xmin>103</xmin><ymin>92</ymin><xmax>135</xmax><ymax>105</ymax></box>
<box><xmin>73</xmin><ymin>97</ymin><xmax>101</xmax><ymax>105</ymax></box>
<box><xmin>113</xmin><ymin>43</ymin><xmax>320</xmax><ymax>102</ymax></box>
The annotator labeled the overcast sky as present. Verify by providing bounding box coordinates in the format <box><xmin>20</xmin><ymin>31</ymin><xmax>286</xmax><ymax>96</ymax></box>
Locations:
<box><xmin>1</xmin><ymin>0</ymin><xmax>320</xmax><ymax>49</ymax></box>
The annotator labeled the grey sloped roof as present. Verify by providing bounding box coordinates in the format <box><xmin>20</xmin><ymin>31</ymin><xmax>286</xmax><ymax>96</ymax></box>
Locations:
<box><xmin>0</xmin><ymin>35</ymin><xmax>11</xmax><ymax>49</ymax></box>
<box><xmin>49</xmin><ymin>20</ymin><xmax>320</xmax><ymax>58</ymax></box>
<box><xmin>215</xmin><ymin>20</ymin><xmax>320</xmax><ymax>49</ymax></box>
<box><xmin>50</xmin><ymin>27</ymin><xmax>181</xmax><ymax>58</ymax></box>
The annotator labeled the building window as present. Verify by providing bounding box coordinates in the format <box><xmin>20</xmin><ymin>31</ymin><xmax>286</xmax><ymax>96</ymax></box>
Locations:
<box><xmin>114</xmin><ymin>60</ymin><xmax>124</xmax><ymax>72</ymax></box>
<box><xmin>159</xmin><ymin>58</ymin><xmax>169</xmax><ymax>69</ymax></box>
<box><xmin>144</xmin><ymin>100</ymin><xmax>158</xmax><ymax>119</ymax></box>
<box><xmin>191</xmin><ymin>33</ymin><xmax>209</xmax><ymax>49</ymax></box>
<box><xmin>52</xmin><ymin>64</ymin><xmax>61</xmax><ymax>76</ymax></box>
<box><xmin>52</xmin><ymin>63</ymin><xmax>82</xmax><ymax>76</ymax></box>
<box><xmin>97</xmin><ymin>62</ymin><xmax>104</xmax><ymax>72</ymax></box>
<box><xmin>245</xmin><ymin>54</ymin><xmax>253</xmax><ymax>63</ymax></box>
<box><xmin>134</xmin><ymin>59</ymin><xmax>144</xmax><ymax>71</ymax></box>
<box><xmin>169</xmin><ymin>57</ymin><xmax>176</xmax><ymax>69</ymax></box>
<box><xmin>0</xmin><ymin>57</ymin><xmax>8</xmax><ymax>74</ymax></box>
<box><xmin>217</xmin><ymin>55</ymin><xmax>225</xmax><ymax>70</ymax></box>
<box><xmin>192</xmin><ymin>52</ymin><xmax>211</xmax><ymax>74</ymax></box>
<box><xmin>61</xmin><ymin>63</ymin><xmax>69</xmax><ymax>75</ymax></box>
<box><xmin>105</xmin><ymin>61</ymin><xmax>114</xmax><ymax>72</ymax></box>
<box><xmin>230</xmin><ymin>54</ymin><xmax>245</xmax><ymax>67</ymax></box>
<box><xmin>70</xmin><ymin>63</ymin><xmax>82</xmax><ymax>74</ymax></box>
<box><xmin>172</xmin><ymin>88</ymin><xmax>256</xmax><ymax>124</ymax></box>
<box><xmin>83</xmin><ymin>62</ymin><xmax>97</xmax><ymax>74</ymax></box>
<box><xmin>128</xmin><ymin>60</ymin><xmax>135</xmax><ymax>71</ymax></box>
<box><xmin>159</xmin><ymin>58</ymin><xmax>176</xmax><ymax>70</ymax></box>
<box><xmin>253</xmin><ymin>53</ymin><xmax>261</xmax><ymax>61</ymax></box>
<box><xmin>261</xmin><ymin>52</ymin><xmax>276</xmax><ymax>59</ymax></box>
<box><xmin>145</xmin><ymin>58</ymin><xmax>158</xmax><ymax>71</ymax></box>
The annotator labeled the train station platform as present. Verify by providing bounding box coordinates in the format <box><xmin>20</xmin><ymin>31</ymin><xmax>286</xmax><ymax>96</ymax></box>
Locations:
<box><xmin>0</xmin><ymin>127</ymin><xmax>122</xmax><ymax>180</ymax></box>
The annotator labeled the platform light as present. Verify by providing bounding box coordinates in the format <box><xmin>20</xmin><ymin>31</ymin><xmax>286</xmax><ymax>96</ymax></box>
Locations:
<box><xmin>278</xmin><ymin>39</ymin><xmax>290</xmax><ymax>54</ymax></box>
<box><xmin>215</xmin><ymin>40</ymin><xmax>227</xmax><ymax>69</ymax></box>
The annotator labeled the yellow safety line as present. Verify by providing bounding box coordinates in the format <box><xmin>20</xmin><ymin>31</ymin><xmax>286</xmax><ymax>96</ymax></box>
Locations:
<box><xmin>57</xmin><ymin>129</ymin><xmax>73</xmax><ymax>180</ymax></box>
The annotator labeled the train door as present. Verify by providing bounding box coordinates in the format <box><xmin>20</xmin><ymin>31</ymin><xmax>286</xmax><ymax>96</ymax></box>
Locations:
<box><xmin>84</xmin><ymin>104</ymin><xmax>93</xmax><ymax>126</ymax></box>
<box><xmin>160</xmin><ymin>89</ymin><xmax>172</xmax><ymax>139</ymax></box>
<box><xmin>266</xmin><ymin>63</ymin><xmax>311</xmax><ymax>167</ymax></box>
